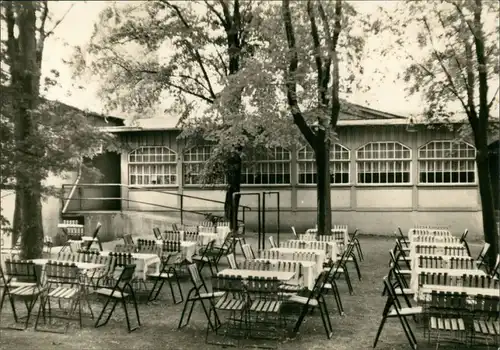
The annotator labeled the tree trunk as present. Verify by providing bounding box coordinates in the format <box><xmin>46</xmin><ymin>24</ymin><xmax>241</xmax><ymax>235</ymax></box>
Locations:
<box><xmin>12</xmin><ymin>192</ymin><xmax>22</xmax><ymax>246</ymax></box>
<box><xmin>16</xmin><ymin>1</ymin><xmax>44</xmax><ymax>259</ymax></box>
<box><xmin>315</xmin><ymin>135</ymin><xmax>332</xmax><ymax>235</ymax></box>
<box><xmin>476</xmin><ymin>147</ymin><xmax>499</xmax><ymax>270</ymax></box>
<box><xmin>224</xmin><ymin>154</ymin><xmax>242</xmax><ymax>231</ymax></box>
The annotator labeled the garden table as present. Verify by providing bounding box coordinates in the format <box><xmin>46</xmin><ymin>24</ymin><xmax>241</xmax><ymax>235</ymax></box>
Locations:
<box><xmin>410</xmin><ymin>267</ymin><xmax>487</xmax><ymax>294</ymax></box>
<box><xmin>252</xmin><ymin>258</ymin><xmax>317</xmax><ymax>290</ymax></box>
<box><xmin>419</xmin><ymin>284</ymin><xmax>500</xmax><ymax>298</ymax></box>
<box><xmin>217</xmin><ymin>268</ymin><xmax>295</xmax><ymax>282</ymax></box>
<box><xmin>101</xmin><ymin>251</ymin><xmax>161</xmax><ymax>281</ymax></box>
<box><xmin>269</xmin><ymin>247</ymin><xmax>325</xmax><ymax>272</ymax></box>
<box><xmin>31</xmin><ymin>258</ymin><xmax>105</xmax><ymax>285</ymax></box>
<box><xmin>137</xmin><ymin>238</ymin><xmax>197</xmax><ymax>262</ymax></box>
<box><xmin>281</xmin><ymin>240</ymin><xmax>338</xmax><ymax>260</ymax></box>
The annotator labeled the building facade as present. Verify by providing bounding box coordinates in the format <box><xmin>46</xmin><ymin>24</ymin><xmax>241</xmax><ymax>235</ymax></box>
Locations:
<box><xmin>63</xmin><ymin>107</ymin><xmax>499</xmax><ymax>239</ymax></box>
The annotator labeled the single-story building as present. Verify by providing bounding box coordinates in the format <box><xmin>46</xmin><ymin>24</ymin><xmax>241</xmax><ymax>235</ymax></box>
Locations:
<box><xmin>59</xmin><ymin>105</ymin><xmax>499</xmax><ymax>240</ymax></box>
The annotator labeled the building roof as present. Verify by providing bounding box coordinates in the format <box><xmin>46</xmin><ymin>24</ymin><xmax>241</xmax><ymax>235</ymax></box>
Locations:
<box><xmin>107</xmin><ymin>103</ymin><xmax>408</xmax><ymax>132</ymax></box>
<box><xmin>0</xmin><ymin>85</ymin><xmax>125</xmax><ymax>126</ymax></box>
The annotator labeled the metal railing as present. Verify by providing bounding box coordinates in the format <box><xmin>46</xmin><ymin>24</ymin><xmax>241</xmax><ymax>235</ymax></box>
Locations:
<box><xmin>60</xmin><ymin>183</ymin><xmax>251</xmax><ymax>226</ymax></box>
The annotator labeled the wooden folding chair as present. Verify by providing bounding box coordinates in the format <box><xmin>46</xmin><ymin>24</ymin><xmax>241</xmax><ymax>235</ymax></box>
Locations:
<box><xmin>287</xmin><ymin>271</ymin><xmax>332</xmax><ymax>339</ymax></box>
<box><xmin>147</xmin><ymin>252</ymin><xmax>183</xmax><ymax>304</ymax></box>
<box><xmin>373</xmin><ymin>277</ymin><xmax>421</xmax><ymax>349</ymax></box>
<box><xmin>206</xmin><ymin>274</ymin><xmax>248</xmax><ymax>346</ymax></box>
<box><xmin>1</xmin><ymin>260</ymin><xmax>45</xmax><ymax>330</ymax></box>
<box><xmin>178</xmin><ymin>264</ymin><xmax>224</xmax><ymax>330</ymax></box>
<box><xmin>490</xmin><ymin>254</ymin><xmax>500</xmax><ymax>278</ymax></box>
<box><xmin>475</xmin><ymin>242</ymin><xmax>491</xmax><ymax>271</ymax></box>
<box><xmin>123</xmin><ymin>233</ymin><xmax>134</xmax><ymax>246</ymax></box>
<box><xmin>82</xmin><ymin>223</ymin><xmax>102</xmax><ymax>251</ymax></box>
<box><xmin>95</xmin><ymin>264</ymin><xmax>140</xmax><ymax>332</ymax></box>
<box><xmin>153</xmin><ymin>227</ymin><xmax>163</xmax><ymax>240</ymax></box>
<box><xmin>35</xmin><ymin>261</ymin><xmax>92</xmax><ymax>333</ymax></box>
<box><xmin>226</xmin><ymin>253</ymin><xmax>239</xmax><ymax>269</ymax></box>
<box><xmin>470</xmin><ymin>294</ymin><xmax>500</xmax><ymax>347</ymax></box>
<box><xmin>425</xmin><ymin>291</ymin><xmax>468</xmax><ymax>346</ymax></box>
<box><xmin>268</xmin><ymin>236</ymin><xmax>277</xmax><ymax>249</ymax></box>
<box><xmin>193</xmin><ymin>240</ymin><xmax>216</xmax><ymax>275</ymax></box>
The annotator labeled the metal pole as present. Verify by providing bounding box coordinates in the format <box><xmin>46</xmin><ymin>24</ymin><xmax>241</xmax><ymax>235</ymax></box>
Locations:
<box><xmin>257</xmin><ymin>193</ymin><xmax>261</xmax><ymax>251</ymax></box>
<box><xmin>262</xmin><ymin>193</ymin><xmax>266</xmax><ymax>251</ymax></box>
<box><xmin>180</xmin><ymin>195</ymin><xmax>184</xmax><ymax>225</ymax></box>
<box><xmin>233</xmin><ymin>192</ymin><xmax>261</xmax><ymax>251</ymax></box>
<box><xmin>277</xmin><ymin>192</ymin><xmax>280</xmax><ymax>245</ymax></box>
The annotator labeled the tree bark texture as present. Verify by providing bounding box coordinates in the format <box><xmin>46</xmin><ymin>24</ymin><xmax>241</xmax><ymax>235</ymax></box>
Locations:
<box><xmin>14</xmin><ymin>1</ymin><xmax>44</xmax><ymax>259</ymax></box>
<box><xmin>224</xmin><ymin>154</ymin><xmax>242</xmax><ymax>230</ymax></box>
<box><xmin>315</xmin><ymin>134</ymin><xmax>332</xmax><ymax>235</ymax></box>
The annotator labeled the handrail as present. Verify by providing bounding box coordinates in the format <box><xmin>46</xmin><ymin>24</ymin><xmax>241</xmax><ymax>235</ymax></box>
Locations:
<box><xmin>62</xmin><ymin>183</ymin><xmax>251</xmax><ymax>211</ymax></box>
<box><xmin>61</xmin><ymin>163</ymin><xmax>83</xmax><ymax>214</ymax></box>
<box><xmin>60</xmin><ymin>196</ymin><xmax>245</xmax><ymax>224</ymax></box>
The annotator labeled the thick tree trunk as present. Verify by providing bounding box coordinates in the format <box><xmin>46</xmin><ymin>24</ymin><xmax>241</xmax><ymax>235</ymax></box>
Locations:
<box><xmin>224</xmin><ymin>154</ymin><xmax>242</xmax><ymax>231</ymax></box>
<box><xmin>476</xmin><ymin>147</ymin><xmax>499</xmax><ymax>270</ymax></box>
<box><xmin>15</xmin><ymin>1</ymin><xmax>44</xmax><ymax>259</ymax></box>
<box><xmin>315</xmin><ymin>135</ymin><xmax>332</xmax><ymax>235</ymax></box>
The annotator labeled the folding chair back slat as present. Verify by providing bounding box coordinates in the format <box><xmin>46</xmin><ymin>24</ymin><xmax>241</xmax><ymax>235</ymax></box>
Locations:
<box><xmin>241</xmin><ymin>244</ymin><xmax>255</xmax><ymax>260</ymax></box>
<box><xmin>162</xmin><ymin>240</ymin><xmax>182</xmax><ymax>254</ymax></box>
<box><xmin>123</xmin><ymin>234</ymin><xmax>134</xmax><ymax>246</ymax></box>
<box><xmin>153</xmin><ymin>228</ymin><xmax>163</xmax><ymax>240</ymax></box>
<box><xmin>5</xmin><ymin>259</ymin><xmax>38</xmax><ymax>284</ymax></box>
<box><xmin>45</xmin><ymin>261</ymin><xmax>80</xmax><ymax>284</ymax></box>
<box><xmin>76</xmin><ymin>250</ymin><xmax>101</xmax><ymax>263</ymax></box>
<box><xmin>259</xmin><ymin>250</ymin><xmax>280</xmax><ymax>260</ymax></box>
<box><xmin>164</xmin><ymin>230</ymin><xmax>181</xmax><ymax>242</ymax></box>
<box><xmin>226</xmin><ymin>253</ymin><xmax>238</xmax><ymax>269</ymax></box>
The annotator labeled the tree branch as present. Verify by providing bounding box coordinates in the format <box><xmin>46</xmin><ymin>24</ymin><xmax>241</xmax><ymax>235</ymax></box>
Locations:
<box><xmin>464</xmin><ymin>39</ymin><xmax>478</xmax><ymax>120</ymax></box>
<box><xmin>331</xmin><ymin>0</ymin><xmax>342</xmax><ymax>51</ymax></box>
<box><xmin>436</xmin><ymin>10</ymin><xmax>470</xmax><ymax>96</ymax></box>
<box><xmin>306</xmin><ymin>0</ymin><xmax>324</xmax><ymax>106</ymax></box>
<box><xmin>44</xmin><ymin>3</ymin><xmax>74</xmax><ymax>38</ymax></box>
<box><xmin>317</xmin><ymin>1</ymin><xmax>332</xmax><ymax>101</ymax></box>
<box><xmin>422</xmin><ymin>17</ymin><xmax>472</xmax><ymax>122</ymax></box>
<box><xmin>163</xmin><ymin>1</ymin><xmax>218</xmax><ymax>100</ymax></box>
<box><xmin>487</xmin><ymin>85</ymin><xmax>499</xmax><ymax>109</ymax></box>
<box><xmin>319</xmin><ymin>0</ymin><xmax>341</xmax><ymax>128</ymax></box>
<box><xmin>282</xmin><ymin>0</ymin><xmax>316</xmax><ymax>147</ymax></box>
<box><xmin>203</xmin><ymin>0</ymin><xmax>228</xmax><ymax>29</ymax></box>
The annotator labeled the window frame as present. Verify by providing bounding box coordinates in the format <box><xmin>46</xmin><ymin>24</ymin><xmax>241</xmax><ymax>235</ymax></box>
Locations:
<box><xmin>355</xmin><ymin>141</ymin><xmax>413</xmax><ymax>186</ymax></box>
<box><xmin>417</xmin><ymin>140</ymin><xmax>477</xmax><ymax>186</ymax></box>
<box><xmin>241</xmin><ymin>147</ymin><xmax>292</xmax><ymax>186</ymax></box>
<box><xmin>296</xmin><ymin>143</ymin><xmax>351</xmax><ymax>186</ymax></box>
<box><xmin>128</xmin><ymin>146</ymin><xmax>178</xmax><ymax>187</ymax></box>
<box><xmin>182</xmin><ymin>145</ymin><xmax>226</xmax><ymax>186</ymax></box>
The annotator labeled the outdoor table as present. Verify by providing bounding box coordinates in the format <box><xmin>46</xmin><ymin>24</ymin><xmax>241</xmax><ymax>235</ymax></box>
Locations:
<box><xmin>217</xmin><ymin>268</ymin><xmax>295</xmax><ymax>282</ymax></box>
<box><xmin>282</xmin><ymin>240</ymin><xmax>338</xmax><ymax>260</ymax></box>
<box><xmin>409</xmin><ymin>241</ymin><xmax>465</xmax><ymax>270</ymax></box>
<box><xmin>101</xmin><ymin>251</ymin><xmax>161</xmax><ymax>280</ymax></box>
<box><xmin>252</xmin><ymin>258</ymin><xmax>317</xmax><ymax>290</ymax></box>
<box><xmin>419</xmin><ymin>284</ymin><xmax>500</xmax><ymax>298</ymax></box>
<box><xmin>137</xmin><ymin>237</ymin><xmax>197</xmax><ymax>262</ymax></box>
<box><xmin>31</xmin><ymin>258</ymin><xmax>106</xmax><ymax>285</ymax></box>
<box><xmin>269</xmin><ymin>247</ymin><xmax>325</xmax><ymax>273</ymax></box>
<box><xmin>410</xmin><ymin>267</ymin><xmax>487</xmax><ymax>294</ymax></box>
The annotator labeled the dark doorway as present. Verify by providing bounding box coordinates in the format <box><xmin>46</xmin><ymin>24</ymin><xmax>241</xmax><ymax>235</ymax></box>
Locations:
<box><xmin>83</xmin><ymin>151</ymin><xmax>121</xmax><ymax>210</ymax></box>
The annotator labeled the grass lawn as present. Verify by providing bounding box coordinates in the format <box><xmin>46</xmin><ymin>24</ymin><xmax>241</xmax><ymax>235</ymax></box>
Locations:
<box><xmin>0</xmin><ymin>234</ymin><xmax>488</xmax><ymax>350</ymax></box>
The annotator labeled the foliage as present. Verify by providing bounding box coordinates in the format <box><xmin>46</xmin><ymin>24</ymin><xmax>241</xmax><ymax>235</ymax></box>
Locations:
<box><xmin>72</xmin><ymin>1</ymin><xmax>300</xmax><ymax>188</ymax></box>
<box><xmin>0</xmin><ymin>1</ymin><xmax>120</xmax><ymax>255</ymax></box>
<box><xmin>380</xmin><ymin>0</ymin><xmax>499</xmax><ymax>264</ymax></box>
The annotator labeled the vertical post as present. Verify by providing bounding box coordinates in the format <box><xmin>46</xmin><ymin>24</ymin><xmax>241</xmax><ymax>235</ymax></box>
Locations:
<box><xmin>257</xmin><ymin>193</ymin><xmax>261</xmax><ymax>252</ymax></box>
<box><xmin>242</xmin><ymin>207</ymin><xmax>246</xmax><ymax>234</ymax></box>
<box><xmin>277</xmin><ymin>192</ymin><xmax>280</xmax><ymax>245</ymax></box>
<box><xmin>180</xmin><ymin>194</ymin><xmax>184</xmax><ymax>225</ymax></box>
<box><xmin>262</xmin><ymin>193</ymin><xmax>266</xmax><ymax>251</ymax></box>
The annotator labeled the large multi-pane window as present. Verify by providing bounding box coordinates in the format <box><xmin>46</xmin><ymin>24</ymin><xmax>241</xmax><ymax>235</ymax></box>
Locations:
<box><xmin>241</xmin><ymin>147</ymin><xmax>291</xmax><ymax>185</ymax></box>
<box><xmin>128</xmin><ymin>146</ymin><xmax>177</xmax><ymax>186</ymax></box>
<box><xmin>297</xmin><ymin>144</ymin><xmax>350</xmax><ymax>184</ymax></box>
<box><xmin>183</xmin><ymin>145</ymin><xmax>224</xmax><ymax>185</ymax></box>
<box><xmin>418</xmin><ymin>140</ymin><xmax>476</xmax><ymax>184</ymax></box>
<box><xmin>356</xmin><ymin>142</ymin><xmax>411</xmax><ymax>184</ymax></box>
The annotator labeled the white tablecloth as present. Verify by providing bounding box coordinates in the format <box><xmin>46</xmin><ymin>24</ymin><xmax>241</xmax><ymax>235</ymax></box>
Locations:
<box><xmin>280</xmin><ymin>240</ymin><xmax>338</xmax><ymax>260</ymax></box>
<box><xmin>253</xmin><ymin>258</ymin><xmax>317</xmax><ymax>290</ymax></box>
<box><xmin>102</xmin><ymin>251</ymin><xmax>161</xmax><ymax>281</ymax></box>
<box><xmin>269</xmin><ymin>247</ymin><xmax>325</xmax><ymax>273</ymax></box>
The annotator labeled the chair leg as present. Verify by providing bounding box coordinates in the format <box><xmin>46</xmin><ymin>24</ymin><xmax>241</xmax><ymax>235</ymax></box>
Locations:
<box><xmin>354</xmin><ymin>239</ymin><xmax>364</xmax><ymax>261</ymax></box>
<box><xmin>34</xmin><ymin>295</ymin><xmax>48</xmax><ymax>331</ymax></box>
<box><xmin>318</xmin><ymin>298</ymin><xmax>333</xmax><ymax>339</ymax></box>
<box><xmin>178</xmin><ymin>299</ymin><xmax>196</xmax><ymax>329</ymax></box>
<box><xmin>329</xmin><ymin>281</ymin><xmax>344</xmax><ymax>316</ymax></box>
<box><xmin>95</xmin><ymin>298</ymin><xmax>119</xmax><ymax>328</ymax></box>
<box><xmin>148</xmin><ymin>279</ymin><xmax>164</xmax><ymax>302</ymax></box>
<box><xmin>292</xmin><ymin>306</ymin><xmax>309</xmax><ymax>336</ymax></box>
<box><xmin>373</xmin><ymin>316</ymin><xmax>388</xmax><ymax>348</ymax></box>
<box><xmin>167</xmin><ymin>277</ymin><xmax>183</xmax><ymax>305</ymax></box>
<box><xmin>349</xmin><ymin>254</ymin><xmax>362</xmax><ymax>280</ymax></box>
